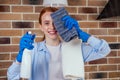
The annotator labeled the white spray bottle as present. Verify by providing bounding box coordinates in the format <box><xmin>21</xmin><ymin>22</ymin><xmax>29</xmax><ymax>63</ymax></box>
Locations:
<box><xmin>20</xmin><ymin>31</ymin><xmax>32</xmax><ymax>80</ymax></box>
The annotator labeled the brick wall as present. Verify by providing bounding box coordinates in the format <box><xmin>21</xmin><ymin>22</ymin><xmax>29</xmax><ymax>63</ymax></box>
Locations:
<box><xmin>0</xmin><ymin>0</ymin><xmax>120</xmax><ymax>80</ymax></box>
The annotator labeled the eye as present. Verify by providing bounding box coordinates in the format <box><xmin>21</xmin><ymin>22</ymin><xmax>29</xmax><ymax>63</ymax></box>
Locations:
<box><xmin>45</xmin><ymin>22</ymin><xmax>49</xmax><ymax>25</ymax></box>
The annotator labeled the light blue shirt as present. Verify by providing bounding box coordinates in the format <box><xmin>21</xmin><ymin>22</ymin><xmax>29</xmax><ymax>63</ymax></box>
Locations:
<box><xmin>7</xmin><ymin>36</ymin><xmax>111</xmax><ymax>80</ymax></box>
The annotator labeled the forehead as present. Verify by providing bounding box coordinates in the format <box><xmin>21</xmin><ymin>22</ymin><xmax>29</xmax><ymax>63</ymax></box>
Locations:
<box><xmin>42</xmin><ymin>12</ymin><xmax>52</xmax><ymax>20</ymax></box>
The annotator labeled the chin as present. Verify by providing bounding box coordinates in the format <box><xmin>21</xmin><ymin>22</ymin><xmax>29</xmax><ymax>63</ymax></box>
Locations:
<box><xmin>51</xmin><ymin>36</ymin><xmax>59</xmax><ymax>40</ymax></box>
<box><xmin>51</xmin><ymin>37</ymin><xmax>58</xmax><ymax>40</ymax></box>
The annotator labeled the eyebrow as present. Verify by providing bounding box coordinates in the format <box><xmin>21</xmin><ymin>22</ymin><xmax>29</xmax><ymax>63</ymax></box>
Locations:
<box><xmin>43</xmin><ymin>20</ymin><xmax>50</xmax><ymax>22</ymax></box>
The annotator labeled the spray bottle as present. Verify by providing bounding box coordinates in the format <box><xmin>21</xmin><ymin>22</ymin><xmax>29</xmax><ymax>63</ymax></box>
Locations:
<box><xmin>20</xmin><ymin>31</ymin><xmax>32</xmax><ymax>80</ymax></box>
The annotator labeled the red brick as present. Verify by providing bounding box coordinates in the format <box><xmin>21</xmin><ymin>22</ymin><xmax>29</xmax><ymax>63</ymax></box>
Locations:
<box><xmin>65</xmin><ymin>7</ymin><xmax>77</xmax><ymax>13</ymax></box>
<box><xmin>99</xmin><ymin>65</ymin><xmax>117</xmax><ymax>71</ymax></box>
<box><xmin>0</xmin><ymin>13</ymin><xmax>22</xmax><ymax>20</ymax></box>
<box><xmin>88</xmin><ymin>0</ymin><xmax>108</xmax><ymax>6</ymax></box>
<box><xmin>109</xmin><ymin>43</ymin><xmax>120</xmax><ymax>49</ymax></box>
<box><xmin>0</xmin><ymin>0</ymin><xmax>21</xmax><ymax>4</ymax></box>
<box><xmin>89</xmin><ymin>29</ymin><xmax>107</xmax><ymax>35</ymax></box>
<box><xmin>70</xmin><ymin>14</ymin><xmax>87</xmax><ymax>21</ymax></box>
<box><xmin>23</xmin><ymin>0</ymin><xmax>42</xmax><ymax>5</ymax></box>
<box><xmin>0</xmin><ymin>77</ymin><xmax>7</xmax><ymax>80</ymax></box>
<box><xmin>89</xmin><ymin>58</ymin><xmax>107</xmax><ymax>64</ymax></box>
<box><xmin>78</xmin><ymin>7</ymin><xmax>97</xmax><ymax>14</ymax></box>
<box><xmin>118</xmin><ymin>36</ymin><xmax>120</xmax><ymax>42</ymax></box>
<box><xmin>12</xmin><ymin>6</ymin><xmax>33</xmax><ymax>12</ymax></box>
<box><xmin>12</xmin><ymin>22</ymin><xmax>34</xmax><ymax>28</ymax></box>
<box><xmin>0</xmin><ymin>69</ymin><xmax>7</xmax><ymax>76</ymax></box>
<box><xmin>35</xmin><ymin>6</ymin><xmax>46</xmax><ymax>13</ymax></box>
<box><xmin>0</xmin><ymin>22</ymin><xmax>11</xmax><ymax>28</ymax></box>
<box><xmin>85</xmin><ymin>65</ymin><xmax>97</xmax><ymax>72</ymax></box>
<box><xmin>108</xmin><ymin>29</ymin><xmax>120</xmax><ymax>35</ymax></box>
<box><xmin>0</xmin><ymin>62</ymin><xmax>12</xmax><ymax>68</ymax></box>
<box><xmin>118</xmin><ymin>22</ymin><xmax>120</xmax><ymax>28</ymax></box>
<box><xmin>0</xmin><ymin>37</ymin><xmax>10</xmax><ymax>44</ymax></box>
<box><xmin>0</xmin><ymin>53</ymin><xmax>10</xmax><ymax>60</ymax></box>
<box><xmin>80</xmin><ymin>22</ymin><xmax>98</xmax><ymax>28</ymax></box>
<box><xmin>0</xmin><ymin>6</ymin><xmax>10</xmax><ymax>12</ymax></box>
<box><xmin>98</xmin><ymin>36</ymin><xmax>117</xmax><ymax>42</ymax></box>
<box><xmin>0</xmin><ymin>45</ymin><xmax>19</xmax><ymax>52</ymax></box>
<box><xmin>68</xmin><ymin>0</ymin><xmax>86</xmax><ymax>6</ymax></box>
<box><xmin>118</xmin><ymin>51</ymin><xmax>120</xmax><ymax>57</ymax></box>
<box><xmin>99</xmin><ymin>22</ymin><xmax>117</xmax><ymax>28</ymax></box>
<box><xmin>35</xmin><ymin>22</ymin><xmax>40</xmax><ymax>28</ymax></box>
<box><xmin>23</xmin><ymin>14</ymin><xmax>39</xmax><ymax>21</ymax></box>
<box><xmin>0</xmin><ymin>30</ymin><xmax>22</xmax><ymax>36</ymax></box>
<box><xmin>109</xmin><ymin>72</ymin><xmax>120</xmax><ymax>78</ymax></box>
<box><xmin>108</xmin><ymin>58</ymin><xmax>120</xmax><ymax>64</ymax></box>
<box><xmin>11</xmin><ymin>37</ymin><xmax>20</xmax><ymax>44</ymax></box>
<box><xmin>106</xmin><ymin>50</ymin><xmax>117</xmax><ymax>57</ymax></box>
<box><xmin>118</xmin><ymin>65</ymin><xmax>120</xmax><ymax>70</ymax></box>
<box><xmin>89</xmin><ymin>72</ymin><xmax>107</xmax><ymax>79</ymax></box>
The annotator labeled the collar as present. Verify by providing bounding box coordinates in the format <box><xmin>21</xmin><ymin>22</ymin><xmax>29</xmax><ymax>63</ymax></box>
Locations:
<box><xmin>37</xmin><ymin>40</ymin><xmax>49</xmax><ymax>53</ymax></box>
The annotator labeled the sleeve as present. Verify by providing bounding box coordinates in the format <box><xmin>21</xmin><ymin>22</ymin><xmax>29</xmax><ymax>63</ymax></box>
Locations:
<box><xmin>81</xmin><ymin>36</ymin><xmax>111</xmax><ymax>62</ymax></box>
<box><xmin>7</xmin><ymin>61</ymin><xmax>21</xmax><ymax>80</ymax></box>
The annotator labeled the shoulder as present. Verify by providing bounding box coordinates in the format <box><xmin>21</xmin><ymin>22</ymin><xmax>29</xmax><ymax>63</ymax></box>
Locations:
<box><xmin>34</xmin><ymin>41</ymin><xmax>44</xmax><ymax>46</ymax></box>
<box><xmin>31</xmin><ymin>41</ymin><xmax>46</xmax><ymax>56</ymax></box>
<box><xmin>33</xmin><ymin>41</ymin><xmax>45</xmax><ymax>50</ymax></box>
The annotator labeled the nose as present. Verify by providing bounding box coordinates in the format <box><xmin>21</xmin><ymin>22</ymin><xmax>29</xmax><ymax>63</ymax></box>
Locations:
<box><xmin>50</xmin><ymin>23</ymin><xmax>55</xmax><ymax>30</ymax></box>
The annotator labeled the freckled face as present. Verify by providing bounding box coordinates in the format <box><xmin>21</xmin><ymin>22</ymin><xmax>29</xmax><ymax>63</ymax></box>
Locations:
<box><xmin>41</xmin><ymin>12</ymin><xmax>59</xmax><ymax>40</ymax></box>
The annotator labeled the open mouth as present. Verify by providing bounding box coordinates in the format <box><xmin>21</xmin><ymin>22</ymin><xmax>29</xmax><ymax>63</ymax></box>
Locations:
<box><xmin>48</xmin><ymin>30</ymin><xmax>57</xmax><ymax>35</ymax></box>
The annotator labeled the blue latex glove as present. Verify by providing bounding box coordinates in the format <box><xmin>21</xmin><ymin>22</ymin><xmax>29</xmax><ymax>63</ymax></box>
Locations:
<box><xmin>62</xmin><ymin>15</ymin><xmax>90</xmax><ymax>42</ymax></box>
<box><xmin>16</xmin><ymin>32</ymin><xmax>36</xmax><ymax>62</ymax></box>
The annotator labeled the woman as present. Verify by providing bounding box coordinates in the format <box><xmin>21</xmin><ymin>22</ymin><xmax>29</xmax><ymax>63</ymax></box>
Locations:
<box><xmin>7</xmin><ymin>7</ymin><xmax>111</xmax><ymax>80</ymax></box>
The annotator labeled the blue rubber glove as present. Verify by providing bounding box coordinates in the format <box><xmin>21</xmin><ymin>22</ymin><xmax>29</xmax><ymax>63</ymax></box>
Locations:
<box><xmin>16</xmin><ymin>32</ymin><xmax>36</xmax><ymax>62</ymax></box>
<box><xmin>62</xmin><ymin>15</ymin><xmax>90</xmax><ymax>42</ymax></box>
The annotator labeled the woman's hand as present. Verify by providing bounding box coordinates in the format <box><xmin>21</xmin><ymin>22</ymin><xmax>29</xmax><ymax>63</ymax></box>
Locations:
<box><xmin>62</xmin><ymin>15</ymin><xmax>90</xmax><ymax>42</ymax></box>
<box><xmin>16</xmin><ymin>32</ymin><xmax>36</xmax><ymax>63</ymax></box>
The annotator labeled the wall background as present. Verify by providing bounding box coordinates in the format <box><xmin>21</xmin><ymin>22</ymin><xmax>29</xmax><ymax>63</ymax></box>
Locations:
<box><xmin>0</xmin><ymin>0</ymin><xmax>120</xmax><ymax>80</ymax></box>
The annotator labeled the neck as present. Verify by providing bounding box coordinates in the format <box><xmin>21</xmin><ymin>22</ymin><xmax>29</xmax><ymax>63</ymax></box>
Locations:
<box><xmin>45</xmin><ymin>38</ymin><xmax>60</xmax><ymax>46</ymax></box>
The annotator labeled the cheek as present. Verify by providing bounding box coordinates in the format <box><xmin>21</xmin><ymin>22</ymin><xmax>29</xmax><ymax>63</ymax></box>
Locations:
<box><xmin>43</xmin><ymin>26</ymin><xmax>48</xmax><ymax>30</ymax></box>
<box><xmin>41</xmin><ymin>25</ymin><xmax>47</xmax><ymax>32</ymax></box>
